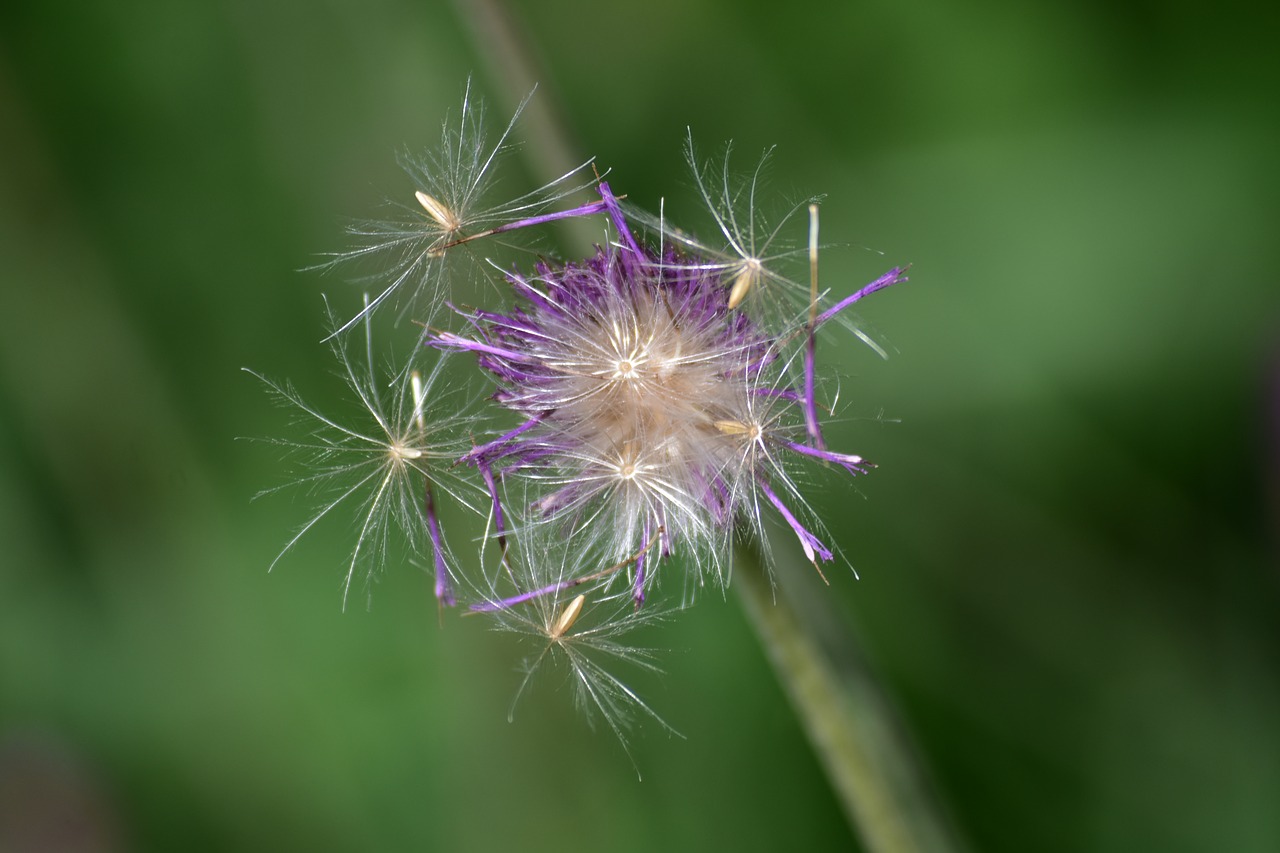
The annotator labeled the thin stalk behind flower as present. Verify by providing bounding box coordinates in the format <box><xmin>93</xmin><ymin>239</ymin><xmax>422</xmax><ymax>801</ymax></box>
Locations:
<box><xmin>735</xmin><ymin>541</ymin><xmax>965</xmax><ymax>853</ymax></box>
<box><xmin>448</xmin><ymin>0</ymin><xmax>605</xmax><ymax>255</ymax></box>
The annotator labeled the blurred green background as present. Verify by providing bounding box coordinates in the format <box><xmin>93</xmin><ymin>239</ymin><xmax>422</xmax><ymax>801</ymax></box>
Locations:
<box><xmin>2</xmin><ymin>0</ymin><xmax>1277</xmax><ymax>850</ymax></box>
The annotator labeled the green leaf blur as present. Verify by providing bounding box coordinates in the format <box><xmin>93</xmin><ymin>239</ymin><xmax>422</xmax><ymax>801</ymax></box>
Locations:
<box><xmin>1</xmin><ymin>1</ymin><xmax>1276</xmax><ymax>850</ymax></box>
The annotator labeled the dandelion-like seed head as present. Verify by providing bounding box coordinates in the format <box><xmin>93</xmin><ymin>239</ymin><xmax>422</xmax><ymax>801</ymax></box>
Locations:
<box><xmin>317</xmin><ymin>79</ymin><xmax>600</xmax><ymax>337</ymax></box>
<box><xmin>469</xmin><ymin>534</ymin><xmax>678</xmax><ymax>760</ymax></box>
<box><xmin>247</xmin><ymin>301</ymin><xmax>473</xmax><ymax>607</ymax></box>
<box><xmin>255</xmin><ymin>85</ymin><xmax>908</xmax><ymax>751</ymax></box>
<box><xmin>625</xmin><ymin>132</ymin><xmax>896</xmax><ymax>361</ymax></box>
<box><xmin>439</xmin><ymin>183</ymin><xmax>891</xmax><ymax>601</ymax></box>
<box><xmin>632</xmin><ymin>133</ymin><xmax>819</xmax><ymax>322</ymax></box>
<box><xmin>447</xmin><ymin>245</ymin><xmax>766</xmax><ymax>581</ymax></box>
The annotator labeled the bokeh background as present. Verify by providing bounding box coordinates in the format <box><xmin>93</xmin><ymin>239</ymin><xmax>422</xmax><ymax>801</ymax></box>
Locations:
<box><xmin>2</xmin><ymin>0</ymin><xmax>1277</xmax><ymax>850</ymax></box>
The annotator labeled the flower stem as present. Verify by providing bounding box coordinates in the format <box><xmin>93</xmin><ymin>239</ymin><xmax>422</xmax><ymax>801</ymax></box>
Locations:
<box><xmin>449</xmin><ymin>0</ymin><xmax>600</xmax><ymax>253</ymax></box>
<box><xmin>734</xmin><ymin>541</ymin><xmax>964</xmax><ymax>853</ymax></box>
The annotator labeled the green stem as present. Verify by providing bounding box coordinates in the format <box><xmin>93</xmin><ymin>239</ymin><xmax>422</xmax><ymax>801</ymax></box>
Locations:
<box><xmin>448</xmin><ymin>0</ymin><xmax>601</xmax><ymax>254</ymax></box>
<box><xmin>734</xmin><ymin>542</ymin><xmax>964</xmax><ymax>853</ymax></box>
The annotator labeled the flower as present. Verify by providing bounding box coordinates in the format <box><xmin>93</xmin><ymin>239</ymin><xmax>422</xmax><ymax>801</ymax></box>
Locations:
<box><xmin>252</xmin><ymin>85</ymin><xmax>909</xmax><ymax>747</ymax></box>
<box><xmin>435</xmin><ymin>181</ymin><xmax>904</xmax><ymax>604</ymax></box>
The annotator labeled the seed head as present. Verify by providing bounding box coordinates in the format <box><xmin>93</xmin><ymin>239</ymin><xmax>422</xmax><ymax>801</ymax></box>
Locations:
<box><xmin>246</xmin><ymin>299</ymin><xmax>474</xmax><ymax>608</ymax></box>
<box><xmin>438</xmin><ymin>182</ymin><xmax>893</xmax><ymax>600</ymax></box>
<box><xmin>254</xmin><ymin>86</ymin><xmax>909</xmax><ymax>750</ymax></box>
<box><xmin>315</xmin><ymin>79</ymin><xmax>599</xmax><ymax>337</ymax></box>
<box><xmin>469</xmin><ymin>533</ymin><xmax>677</xmax><ymax>760</ymax></box>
